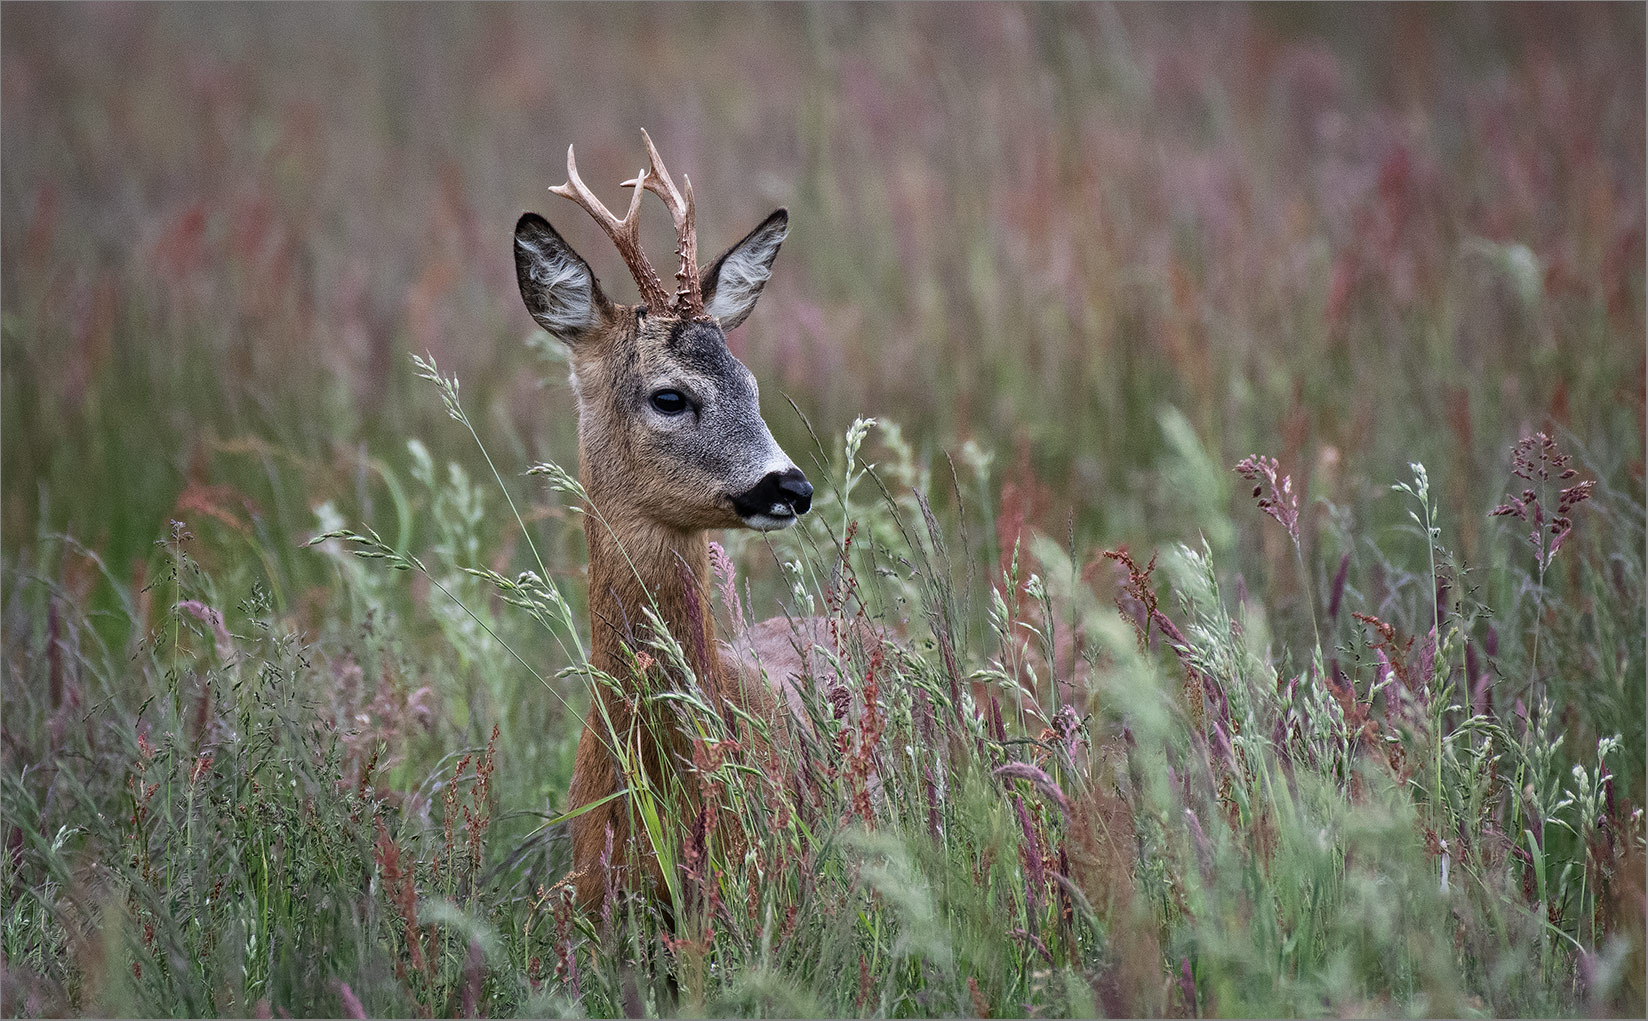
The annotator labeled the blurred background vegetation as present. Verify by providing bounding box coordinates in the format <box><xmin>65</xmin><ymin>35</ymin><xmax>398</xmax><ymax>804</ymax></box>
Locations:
<box><xmin>2</xmin><ymin>3</ymin><xmax>1643</xmax><ymax>1017</ymax></box>
<box><xmin>5</xmin><ymin>3</ymin><xmax>1641</xmax><ymax>569</ymax></box>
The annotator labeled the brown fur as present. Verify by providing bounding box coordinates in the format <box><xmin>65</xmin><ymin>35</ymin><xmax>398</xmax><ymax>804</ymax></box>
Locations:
<box><xmin>513</xmin><ymin>152</ymin><xmax>842</xmax><ymax>909</ymax></box>
<box><xmin>566</xmin><ymin>514</ymin><xmax>733</xmax><ymax>907</ymax></box>
<box><xmin>565</xmin><ymin>488</ymin><xmax>869</xmax><ymax>907</ymax></box>
<box><xmin>516</xmin><ymin>194</ymin><xmax>833</xmax><ymax>908</ymax></box>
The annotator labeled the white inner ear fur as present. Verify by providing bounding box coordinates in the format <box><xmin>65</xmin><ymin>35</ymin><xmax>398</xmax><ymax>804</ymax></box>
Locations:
<box><xmin>706</xmin><ymin>227</ymin><xmax>786</xmax><ymax>325</ymax></box>
<box><xmin>516</xmin><ymin>233</ymin><xmax>596</xmax><ymax>337</ymax></box>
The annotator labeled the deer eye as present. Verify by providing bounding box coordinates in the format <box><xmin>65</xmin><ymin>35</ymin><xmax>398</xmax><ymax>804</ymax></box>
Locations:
<box><xmin>650</xmin><ymin>389</ymin><xmax>689</xmax><ymax>416</ymax></box>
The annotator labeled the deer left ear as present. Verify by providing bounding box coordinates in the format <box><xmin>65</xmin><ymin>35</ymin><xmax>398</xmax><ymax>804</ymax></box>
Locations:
<box><xmin>514</xmin><ymin>212</ymin><xmax>612</xmax><ymax>342</ymax></box>
<box><xmin>700</xmin><ymin>209</ymin><xmax>788</xmax><ymax>330</ymax></box>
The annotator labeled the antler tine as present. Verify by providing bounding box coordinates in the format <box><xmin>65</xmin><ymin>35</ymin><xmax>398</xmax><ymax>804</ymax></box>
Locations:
<box><xmin>549</xmin><ymin>145</ymin><xmax>672</xmax><ymax>312</ymax></box>
<box><xmin>624</xmin><ymin>129</ymin><xmax>704</xmax><ymax>318</ymax></box>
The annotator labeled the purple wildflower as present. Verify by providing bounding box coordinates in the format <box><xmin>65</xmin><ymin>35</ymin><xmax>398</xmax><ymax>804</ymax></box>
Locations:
<box><xmin>1491</xmin><ymin>433</ymin><xmax>1594</xmax><ymax>569</ymax></box>
<box><xmin>1235</xmin><ymin>454</ymin><xmax>1300</xmax><ymax>544</ymax></box>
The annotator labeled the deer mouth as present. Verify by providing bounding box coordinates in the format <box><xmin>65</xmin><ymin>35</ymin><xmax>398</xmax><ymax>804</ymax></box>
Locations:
<box><xmin>732</xmin><ymin>467</ymin><xmax>812</xmax><ymax>530</ymax></box>
<box><xmin>739</xmin><ymin>503</ymin><xmax>800</xmax><ymax>532</ymax></box>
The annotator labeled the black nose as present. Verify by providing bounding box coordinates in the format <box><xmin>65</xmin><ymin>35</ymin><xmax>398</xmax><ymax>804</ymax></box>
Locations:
<box><xmin>776</xmin><ymin>470</ymin><xmax>813</xmax><ymax>514</ymax></box>
<box><xmin>733</xmin><ymin>467</ymin><xmax>813</xmax><ymax>519</ymax></box>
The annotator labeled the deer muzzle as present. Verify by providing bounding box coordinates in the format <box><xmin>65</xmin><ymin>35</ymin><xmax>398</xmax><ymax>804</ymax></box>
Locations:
<box><xmin>733</xmin><ymin>467</ymin><xmax>813</xmax><ymax>530</ymax></box>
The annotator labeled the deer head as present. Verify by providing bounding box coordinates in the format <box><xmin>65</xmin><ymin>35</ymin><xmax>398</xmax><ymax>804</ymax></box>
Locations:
<box><xmin>514</xmin><ymin>132</ymin><xmax>810</xmax><ymax>532</ymax></box>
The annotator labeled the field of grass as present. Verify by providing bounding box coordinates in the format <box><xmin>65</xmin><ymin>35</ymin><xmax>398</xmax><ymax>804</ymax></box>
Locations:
<box><xmin>3</xmin><ymin>3</ymin><xmax>1644</xmax><ymax>1017</ymax></box>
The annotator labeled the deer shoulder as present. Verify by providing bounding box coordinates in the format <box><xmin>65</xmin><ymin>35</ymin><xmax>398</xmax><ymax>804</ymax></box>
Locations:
<box><xmin>722</xmin><ymin>615</ymin><xmax>887</xmax><ymax>729</ymax></box>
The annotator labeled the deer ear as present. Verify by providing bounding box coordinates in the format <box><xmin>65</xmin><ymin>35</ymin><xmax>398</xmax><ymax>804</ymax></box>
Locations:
<box><xmin>514</xmin><ymin>213</ymin><xmax>611</xmax><ymax>341</ymax></box>
<box><xmin>700</xmin><ymin>209</ymin><xmax>788</xmax><ymax>330</ymax></box>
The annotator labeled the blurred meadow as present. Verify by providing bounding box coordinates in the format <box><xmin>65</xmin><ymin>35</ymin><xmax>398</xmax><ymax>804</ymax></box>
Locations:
<box><xmin>2</xmin><ymin>2</ymin><xmax>1644</xmax><ymax>1017</ymax></box>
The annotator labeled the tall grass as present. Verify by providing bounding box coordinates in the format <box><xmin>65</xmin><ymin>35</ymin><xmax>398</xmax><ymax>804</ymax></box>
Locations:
<box><xmin>4</xmin><ymin>397</ymin><xmax>1643</xmax><ymax>1015</ymax></box>
<box><xmin>3</xmin><ymin>3</ymin><xmax>1644</xmax><ymax>1017</ymax></box>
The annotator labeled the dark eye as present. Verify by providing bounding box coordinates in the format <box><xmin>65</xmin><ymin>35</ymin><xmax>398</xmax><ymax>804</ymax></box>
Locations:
<box><xmin>650</xmin><ymin>389</ymin><xmax>689</xmax><ymax>416</ymax></box>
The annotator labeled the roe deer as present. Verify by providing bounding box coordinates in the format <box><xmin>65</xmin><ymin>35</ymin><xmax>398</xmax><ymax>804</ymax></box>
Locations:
<box><xmin>514</xmin><ymin>132</ymin><xmax>858</xmax><ymax>910</ymax></box>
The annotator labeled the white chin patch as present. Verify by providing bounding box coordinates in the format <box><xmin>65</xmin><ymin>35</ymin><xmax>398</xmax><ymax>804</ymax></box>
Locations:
<box><xmin>741</xmin><ymin>507</ymin><xmax>798</xmax><ymax>532</ymax></box>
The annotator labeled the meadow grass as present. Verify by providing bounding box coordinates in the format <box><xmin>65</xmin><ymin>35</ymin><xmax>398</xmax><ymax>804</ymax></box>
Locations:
<box><xmin>3</xmin><ymin>4</ymin><xmax>1644</xmax><ymax>1017</ymax></box>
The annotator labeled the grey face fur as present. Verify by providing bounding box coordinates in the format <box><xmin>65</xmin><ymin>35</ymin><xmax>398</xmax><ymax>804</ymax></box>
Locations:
<box><xmin>514</xmin><ymin>209</ymin><xmax>805</xmax><ymax>532</ymax></box>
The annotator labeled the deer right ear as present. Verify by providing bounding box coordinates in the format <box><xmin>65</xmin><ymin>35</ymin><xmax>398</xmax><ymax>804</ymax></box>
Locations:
<box><xmin>514</xmin><ymin>213</ymin><xmax>611</xmax><ymax>341</ymax></box>
<box><xmin>701</xmin><ymin>209</ymin><xmax>788</xmax><ymax>330</ymax></box>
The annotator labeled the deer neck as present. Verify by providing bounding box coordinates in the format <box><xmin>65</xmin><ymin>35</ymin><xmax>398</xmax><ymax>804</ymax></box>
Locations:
<box><xmin>583</xmin><ymin>508</ymin><xmax>724</xmax><ymax>709</ymax></box>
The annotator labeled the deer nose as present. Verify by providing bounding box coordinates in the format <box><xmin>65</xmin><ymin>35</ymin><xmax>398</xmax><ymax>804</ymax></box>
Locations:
<box><xmin>733</xmin><ymin>467</ymin><xmax>813</xmax><ymax>519</ymax></box>
<box><xmin>775</xmin><ymin>469</ymin><xmax>813</xmax><ymax>514</ymax></box>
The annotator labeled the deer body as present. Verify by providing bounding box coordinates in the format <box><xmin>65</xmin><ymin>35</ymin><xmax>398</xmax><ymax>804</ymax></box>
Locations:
<box><xmin>514</xmin><ymin>134</ymin><xmax>819</xmax><ymax>908</ymax></box>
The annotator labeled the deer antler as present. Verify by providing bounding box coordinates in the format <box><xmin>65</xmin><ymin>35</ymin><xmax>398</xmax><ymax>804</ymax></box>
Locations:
<box><xmin>549</xmin><ymin>144</ymin><xmax>673</xmax><ymax>313</ymax></box>
<box><xmin>624</xmin><ymin>129</ymin><xmax>706</xmax><ymax>319</ymax></box>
